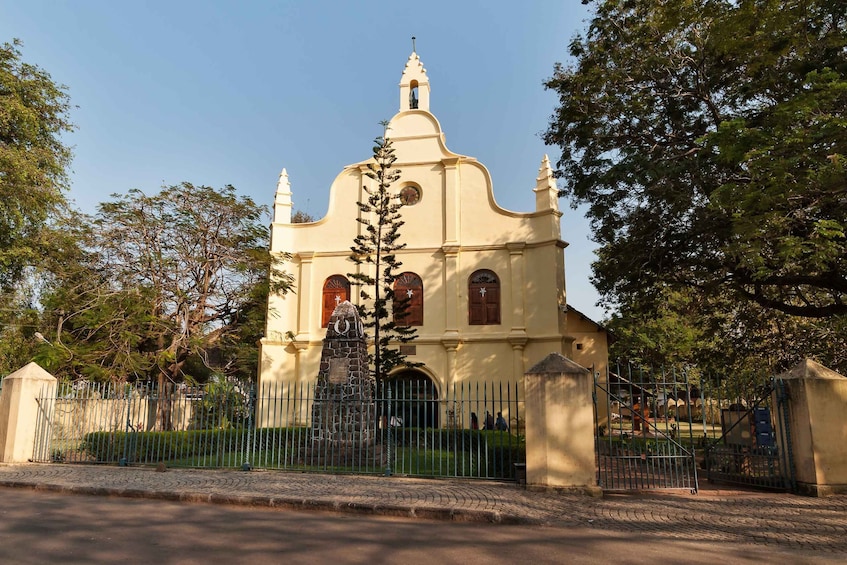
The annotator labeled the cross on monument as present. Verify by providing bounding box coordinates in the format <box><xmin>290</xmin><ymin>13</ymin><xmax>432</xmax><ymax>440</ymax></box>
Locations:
<box><xmin>334</xmin><ymin>294</ymin><xmax>342</xmax><ymax>305</ymax></box>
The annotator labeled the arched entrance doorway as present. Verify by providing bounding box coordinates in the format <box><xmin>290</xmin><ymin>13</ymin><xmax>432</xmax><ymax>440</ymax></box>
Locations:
<box><xmin>387</xmin><ymin>370</ymin><xmax>439</xmax><ymax>429</ymax></box>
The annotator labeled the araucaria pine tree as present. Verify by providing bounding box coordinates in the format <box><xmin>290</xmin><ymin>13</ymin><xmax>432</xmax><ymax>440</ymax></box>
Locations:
<box><xmin>349</xmin><ymin>125</ymin><xmax>418</xmax><ymax>384</ymax></box>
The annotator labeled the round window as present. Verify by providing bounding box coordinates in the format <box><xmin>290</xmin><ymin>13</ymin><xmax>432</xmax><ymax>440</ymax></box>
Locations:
<box><xmin>399</xmin><ymin>186</ymin><xmax>421</xmax><ymax>206</ymax></box>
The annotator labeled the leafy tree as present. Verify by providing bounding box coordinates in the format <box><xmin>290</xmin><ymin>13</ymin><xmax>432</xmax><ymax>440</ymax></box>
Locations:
<box><xmin>349</xmin><ymin>126</ymin><xmax>418</xmax><ymax>384</ymax></box>
<box><xmin>0</xmin><ymin>295</ymin><xmax>42</xmax><ymax>376</ymax></box>
<box><xmin>94</xmin><ymin>184</ymin><xmax>286</xmax><ymax>385</ymax></box>
<box><xmin>544</xmin><ymin>0</ymin><xmax>847</xmax><ymax>318</ymax></box>
<box><xmin>0</xmin><ymin>40</ymin><xmax>74</xmax><ymax>290</ymax></box>
<box><xmin>35</xmin><ymin>184</ymin><xmax>291</xmax><ymax>426</ymax></box>
<box><xmin>697</xmin><ymin>300</ymin><xmax>847</xmax><ymax>378</ymax></box>
<box><xmin>608</xmin><ymin>284</ymin><xmax>847</xmax><ymax>383</ymax></box>
<box><xmin>29</xmin><ymin>210</ymin><xmax>156</xmax><ymax>380</ymax></box>
<box><xmin>216</xmin><ymin>260</ymin><xmax>280</xmax><ymax>383</ymax></box>
<box><xmin>291</xmin><ymin>209</ymin><xmax>315</xmax><ymax>223</ymax></box>
<box><xmin>606</xmin><ymin>286</ymin><xmax>709</xmax><ymax>367</ymax></box>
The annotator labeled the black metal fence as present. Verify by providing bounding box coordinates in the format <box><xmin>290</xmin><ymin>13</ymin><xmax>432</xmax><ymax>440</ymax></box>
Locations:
<box><xmin>32</xmin><ymin>378</ymin><xmax>524</xmax><ymax>481</ymax></box>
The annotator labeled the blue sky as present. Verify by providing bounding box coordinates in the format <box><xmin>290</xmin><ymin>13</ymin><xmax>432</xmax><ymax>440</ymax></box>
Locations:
<box><xmin>2</xmin><ymin>0</ymin><xmax>607</xmax><ymax>320</ymax></box>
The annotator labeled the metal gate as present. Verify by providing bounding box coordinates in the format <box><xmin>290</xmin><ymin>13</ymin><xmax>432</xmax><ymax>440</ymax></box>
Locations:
<box><xmin>594</xmin><ymin>366</ymin><xmax>699</xmax><ymax>492</ymax></box>
<box><xmin>702</xmin><ymin>378</ymin><xmax>795</xmax><ymax>491</ymax></box>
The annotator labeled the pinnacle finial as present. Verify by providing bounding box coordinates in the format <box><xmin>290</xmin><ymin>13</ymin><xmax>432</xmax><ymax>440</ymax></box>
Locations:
<box><xmin>412</xmin><ymin>36</ymin><xmax>416</xmax><ymax>53</ymax></box>
<box><xmin>537</xmin><ymin>154</ymin><xmax>554</xmax><ymax>182</ymax></box>
<box><xmin>534</xmin><ymin>154</ymin><xmax>559</xmax><ymax>212</ymax></box>
<box><xmin>274</xmin><ymin>168</ymin><xmax>293</xmax><ymax>223</ymax></box>
<box><xmin>277</xmin><ymin>168</ymin><xmax>292</xmax><ymax>193</ymax></box>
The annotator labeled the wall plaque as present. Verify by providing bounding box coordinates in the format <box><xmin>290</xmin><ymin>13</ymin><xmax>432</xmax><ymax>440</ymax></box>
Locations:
<box><xmin>329</xmin><ymin>358</ymin><xmax>349</xmax><ymax>384</ymax></box>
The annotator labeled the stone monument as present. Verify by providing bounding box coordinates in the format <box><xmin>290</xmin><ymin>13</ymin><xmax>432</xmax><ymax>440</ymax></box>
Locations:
<box><xmin>308</xmin><ymin>300</ymin><xmax>378</xmax><ymax>465</ymax></box>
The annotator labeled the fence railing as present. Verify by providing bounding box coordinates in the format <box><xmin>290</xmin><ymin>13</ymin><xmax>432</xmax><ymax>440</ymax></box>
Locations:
<box><xmin>33</xmin><ymin>378</ymin><xmax>524</xmax><ymax>481</ymax></box>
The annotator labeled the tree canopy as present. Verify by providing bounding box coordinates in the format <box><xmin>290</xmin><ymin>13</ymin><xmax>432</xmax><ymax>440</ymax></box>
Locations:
<box><xmin>606</xmin><ymin>283</ymin><xmax>847</xmax><ymax>377</ymax></box>
<box><xmin>545</xmin><ymin>0</ymin><xmax>847</xmax><ymax>318</ymax></box>
<box><xmin>36</xmin><ymin>184</ymin><xmax>289</xmax><ymax>386</ymax></box>
<box><xmin>0</xmin><ymin>39</ymin><xmax>74</xmax><ymax>290</ymax></box>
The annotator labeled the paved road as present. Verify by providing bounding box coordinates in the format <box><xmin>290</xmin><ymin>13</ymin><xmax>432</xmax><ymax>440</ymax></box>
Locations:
<box><xmin>0</xmin><ymin>488</ymin><xmax>840</xmax><ymax>564</ymax></box>
<box><xmin>0</xmin><ymin>463</ymin><xmax>846</xmax><ymax>561</ymax></box>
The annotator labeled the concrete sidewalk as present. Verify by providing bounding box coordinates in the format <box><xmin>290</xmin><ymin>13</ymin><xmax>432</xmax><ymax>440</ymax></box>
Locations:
<box><xmin>1</xmin><ymin>463</ymin><xmax>846</xmax><ymax>557</ymax></box>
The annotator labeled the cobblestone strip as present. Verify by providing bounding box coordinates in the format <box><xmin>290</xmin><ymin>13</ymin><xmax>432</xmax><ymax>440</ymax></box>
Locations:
<box><xmin>571</xmin><ymin>493</ymin><xmax>847</xmax><ymax>554</ymax></box>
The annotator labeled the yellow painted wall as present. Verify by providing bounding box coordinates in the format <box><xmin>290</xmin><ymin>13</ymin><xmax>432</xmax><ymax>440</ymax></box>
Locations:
<box><xmin>259</xmin><ymin>52</ymin><xmax>608</xmax><ymax>412</ymax></box>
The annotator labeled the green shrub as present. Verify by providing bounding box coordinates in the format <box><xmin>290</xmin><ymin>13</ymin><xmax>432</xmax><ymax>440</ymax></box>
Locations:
<box><xmin>381</xmin><ymin>427</ymin><xmax>492</xmax><ymax>450</ymax></box>
<box><xmin>486</xmin><ymin>444</ymin><xmax>525</xmax><ymax>479</ymax></box>
<box><xmin>188</xmin><ymin>377</ymin><xmax>250</xmax><ymax>430</ymax></box>
<box><xmin>81</xmin><ymin>425</ymin><xmax>525</xmax><ymax>480</ymax></box>
<box><xmin>381</xmin><ymin>427</ymin><xmax>525</xmax><ymax>478</ymax></box>
<box><xmin>82</xmin><ymin>427</ymin><xmax>310</xmax><ymax>464</ymax></box>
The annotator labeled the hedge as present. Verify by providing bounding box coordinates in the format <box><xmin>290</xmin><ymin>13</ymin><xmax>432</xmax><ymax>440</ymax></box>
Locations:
<box><xmin>82</xmin><ymin>427</ymin><xmax>309</xmax><ymax>464</ymax></box>
<box><xmin>381</xmin><ymin>427</ymin><xmax>525</xmax><ymax>478</ymax></box>
<box><xmin>82</xmin><ymin>426</ymin><xmax>525</xmax><ymax>477</ymax></box>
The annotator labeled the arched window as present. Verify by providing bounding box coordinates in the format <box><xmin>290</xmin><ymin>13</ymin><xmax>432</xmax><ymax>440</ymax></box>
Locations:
<box><xmin>468</xmin><ymin>269</ymin><xmax>500</xmax><ymax>325</ymax></box>
<box><xmin>409</xmin><ymin>80</ymin><xmax>419</xmax><ymax>109</ymax></box>
<box><xmin>322</xmin><ymin>275</ymin><xmax>350</xmax><ymax>327</ymax></box>
<box><xmin>394</xmin><ymin>272</ymin><xmax>423</xmax><ymax>326</ymax></box>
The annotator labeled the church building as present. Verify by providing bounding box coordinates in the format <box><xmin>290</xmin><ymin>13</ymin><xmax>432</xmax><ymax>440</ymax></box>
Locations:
<box><xmin>258</xmin><ymin>51</ymin><xmax>608</xmax><ymax>424</ymax></box>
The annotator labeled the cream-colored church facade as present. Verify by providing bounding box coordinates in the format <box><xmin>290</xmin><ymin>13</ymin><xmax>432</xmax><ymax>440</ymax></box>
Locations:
<box><xmin>258</xmin><ymin>51</ymin><xmax>608</xmax><ymax>419</ymax></box>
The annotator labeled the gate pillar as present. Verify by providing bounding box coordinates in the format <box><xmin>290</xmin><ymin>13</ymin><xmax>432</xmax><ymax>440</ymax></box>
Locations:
<box><xmin>0</xmin><ymin>363</ymin><xmax>57</xmax><ymax>463</ymax></box>
<box><xmin>524</xmin><ymin>353</ymin><xmax>597</xmax><ymax>492</ymax></box>
<box><xmin>776</xmin><ymin>359</ymin><xmax>847</xmax><ymax>496</ymax></box>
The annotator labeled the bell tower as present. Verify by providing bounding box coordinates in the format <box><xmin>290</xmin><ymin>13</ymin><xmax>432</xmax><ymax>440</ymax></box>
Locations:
<box><xmin>399</xmin><ymin>43</ymin><xmax>430</xmax><ymax>113</ymax></box>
